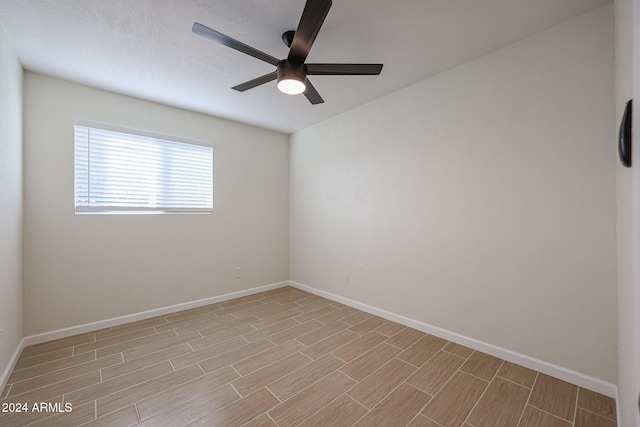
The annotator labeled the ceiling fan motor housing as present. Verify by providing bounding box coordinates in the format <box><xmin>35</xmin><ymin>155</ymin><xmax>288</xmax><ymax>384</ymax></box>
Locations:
<box><xmin>277</xmin><ymin>59</ymin><xmax>306</xmax><ymax>82</ymax></box>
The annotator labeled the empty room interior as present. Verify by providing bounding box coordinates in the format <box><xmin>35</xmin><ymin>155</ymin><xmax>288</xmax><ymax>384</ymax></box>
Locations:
<box><xmin>0</xmin><ymin>0</ymin><xmax>638</xmax><ymax>426</ymax></box>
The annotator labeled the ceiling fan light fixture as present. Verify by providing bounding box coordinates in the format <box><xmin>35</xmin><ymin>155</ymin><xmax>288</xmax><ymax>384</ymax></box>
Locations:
<box><xmin>276</xmin><ymin>60</ymin><xmax>306</xmax><ymax>95</ymax></box>
<box><xmin>277</xmin><ymin>75</ymin><xmax>306</xmax><ymax>95</ymax></box>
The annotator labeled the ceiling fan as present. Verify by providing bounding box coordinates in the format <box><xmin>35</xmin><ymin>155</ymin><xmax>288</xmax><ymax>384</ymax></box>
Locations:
<box><xmin>192</xmin><ymin>0</ymin><xmax>383</xmax><ymax>105</ymax></box>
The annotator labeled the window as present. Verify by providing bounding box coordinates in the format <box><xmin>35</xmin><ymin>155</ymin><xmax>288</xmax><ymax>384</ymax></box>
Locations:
<box><xmin>74</xmin><ymin>123</ymin><xmax>213</xmax><ymax>214</ymax></box>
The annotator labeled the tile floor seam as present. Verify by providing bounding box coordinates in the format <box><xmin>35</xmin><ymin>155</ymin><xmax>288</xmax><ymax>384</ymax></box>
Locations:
<box><xmin>515</xmin><ymin>372</ymin><xmax>538</xmax><ymax>427</ymax></box>
<box><xmin>385</xmin><ymin>341</ymin><xmax>410</xmax><ymax>352</ymax></box>
<box><xmin>265</xmin><ymin>385</ymin><xmax>283</xmax><ymax>403</ymax></box>
<box><xmin>26</xmin><ymin>411</ymin><xmax>56</xmax><ymax>427</ymax></box>
<box><xmin>241</xmin><ymin>413</ymin><xmax>264</xmax><ymax>426</ymax></box>
<box><xmin>95</xmin><ymin>359</ymin><xmax>174</xmax><ymax>384</ymax></box>
<box><xmin>492</xmin><ymin>359</ymin><xmax>506</xmax><ymax>382</ymax></box>
<box><xmin>337</xmin><ymin>368</ymin><xmax>359</xmax><ymax>383</ymax></box>
<box><xmin>330</xmin><ymin>351</ymin><xmax>349</xmax><ymax>363</ymax></box>
<box><xmin>266</xmin><ymin>412</ymin><xmax>281</xmax><ymax>426</ymax></box>
<box><xmin>409</xmin><ymin>372</ymin><xmax>451</xmax><ymax>401</ymax></box>
<box><xmin>333</xmin><ymin>393</ymin><xmax>372</xmax><ymax>427</ymax></box>
<box><xmin>424</xmin><ymin>414</ymin><xmax>446</xmax><ymax>426</ymax></box>
<box><xmin>4</xmin><ymin>383</ymin><xmax>13</xmax><ymax>398</ymax></box>
<box><xmin>304</xmin><ymin>327</ymin><xmax>352</xmax><ymax>345</ymax></box>
<box><xmin>134</xmin><ymin>402</ymin><xmax>142</xmax><ymax>423</ymax></box>
<box><xmin>404</xmin><ymin>380</ymin><xmax>433</xmax><ymax>396</ymax></box>
<box><xmin>88</xmin><ymin>362</ymin><xmax>182</xmax><ymax>404</ymax></box>
<box><xmin>577</xmin><ymin>405</ymin><xmax>617</xmax><ymax>422</ymax></box>
<box><xmin>402</xmin><ymin>384</ymin><xmax>434</xmax><ymax>427</ymax></box>
<box><xmin>461</xmin><ymin>368</ymin><xmax>497</xmax><ymax>426</ymax></box>
<box><xmin>527</xmin><ymin>403</ymin><xmax>576</xmax><ymax>424</ymax></box>
<box><xmin>571</xmin><ymin>387</ymin><xmax>580</xmax><ymax>425</ymax></box>
<box><xmin>7</xmin><ymin>370</ymin><xmax>101</xmax><ymax>400</ymax></box>
<box><xmin>420</xmin><ymin>361</ymin><xmax>472</xmax><ymax>416</ymax></box>
<box><xmin>196</xmin><ymin>363</ymin><xmax>206</xmax><ymax>376</ymax></box>
<box><xmin>7</xmin><ymin>356</ymin><xmax>98</xmax><ymax>387</ymax></box>
<box><xmin>349</xmin><ymin>392</ymin><xmax>370</xmax><ymax>414</ymax></box>
<box><xmin>295</xmin><ymin>350</ymin><xmax>314</xmax><ymax>363</ymax></box>
<box><xmin>93</xmin><ymin>370</ymin><xmax>203</xmax><ymax>420</ymax></box>
<box><xmin>571</xmin><ymin>384</ymin><xmax>579</xmax><ymax>424</ymax></box>
<box><xmin>263</xmin><ymin>337</ymin><xmax>278</xmax><ymax>347</ymax></box>
<box><xmin>343</xmin><ymin>355</ymin><xmax>405</xmax><ymax>397</ymax></box>
<box><xmin>439</xmin><ymin>348</ymin><xmax>467</xmax><ymax>360</ymax></box>
<box><xmin>290</xmin><ymin>392</ymin><xmax>355</xmax><ymax>426</ymax></box>
<box><xmin>402</xmin><ymin>345</ymin><xmax>447</xmax><ymax>370</ymax></box>
<box><xmin>292</xmin><ymin>338</ymin><xmax>307</xmax><ymax>348</ymax></box>
<box><xmin>301</xmin><ymin>331</ymin><xmax>362</xmax><ymax>360</ymax></box>
<box><xmin>457</xmin><ymin>369</ymin><xmax>492</xmax><ymax>384</ymax></box>
<box><xmin>229</xmin><ymin>382</ymin><xmax>242</xmax><ymax>398</ymax></box>
<box><xmin>495</xmin><ymin>373</ymin><xmax>533</xmax><ymax>389</ymax></box>
<box><xmin>272</xmin><ymin>365</ymin><xmax>348</xmax><ymax>408</ymax></box>
<box><xmin>404</xmin><ymin>412</ymin><xmax>422</xmax><ymax>427</ymax></box>
<box><xmin>353</xmin><ymin>371</ymin><xmax>417</xmax><ymax>414</ymax></box>
<box><xmin>22</xmin><ymin>337</ymin><xmax>89</xmax><ymax>357</ymax></box>
<box><xmin>76</xmin><ymin>331</ymin><xmax>160</xmax><ymax>354</ymax></box>
<box><xmin>12</xmin><ymin>353</ymin><xmax>75</xmax><ymax>371</ymax></box>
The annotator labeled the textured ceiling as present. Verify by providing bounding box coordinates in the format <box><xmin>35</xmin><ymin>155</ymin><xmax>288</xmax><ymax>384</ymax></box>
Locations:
<box><xmin>0</xmin><ymin>0</ymin><xmax>611</xmax><ymax>134</ymax></box>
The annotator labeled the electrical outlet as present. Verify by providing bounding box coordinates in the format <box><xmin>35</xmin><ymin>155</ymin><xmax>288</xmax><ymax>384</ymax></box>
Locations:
<box><xmin>235</xmin><ymin>267</ymin><xmax>243</xmax><ymax>278</ymax></box>
<box><xmin>343</xmin><ymin>273</ymin><xmax>349</xmax><ymax>284</ymax></box>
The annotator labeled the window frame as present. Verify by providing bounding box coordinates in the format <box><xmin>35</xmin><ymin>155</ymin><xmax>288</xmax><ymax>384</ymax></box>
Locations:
<box><xmin>74</xmin><ymin>121</ymin><xmax>214</xmax><ymax>215</ymax></box>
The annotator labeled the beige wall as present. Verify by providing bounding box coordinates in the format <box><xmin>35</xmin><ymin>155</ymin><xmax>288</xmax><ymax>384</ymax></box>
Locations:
<box><xmin>0</xmin><ymin>20</ymin><xmax>22</xmax><ymax>387</ymax></box>
<box><xmin>22</xmin><ymin>73</ymin><xmax>289</xmax><ymax>335</ymax></box>
<box><xmin>615</xmin><ymin>0</ymin><xmax>640</xmax><ymax>422</ymax></box>
<box><xmin>290</xmin><ymin>6</ymin><xmax>617</xmax><ymax>383</ymax></box>
<box><xmin>0</xmin><ymin>23</ymin><xmax>23</xmax><ymax>378</ymax></box>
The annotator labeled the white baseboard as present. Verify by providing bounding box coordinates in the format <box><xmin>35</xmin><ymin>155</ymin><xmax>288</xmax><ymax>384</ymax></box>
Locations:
<box><xmin>614</xmin><ymin>387</ymin><xmax>621</xmax><ymax>427</ymax></box>
<box><xmin>22</xmin><ymin>281</ymin><xmax>290</xmax><ymax>348</ymax></box>
<box><xmin>3</xmin><ymin>279</ymin><xmax>617</xmax><ymax>400</ymax></box>
<box><xmin>0</xmin><ymin>337</ymin><xmax>27</xmax><ymax>396</ymax></box>
<box><xmin>289</xmin><ymin>280</ymin><xmax>618</xmax><ymax>398</ymax></box>
<box><xmin>10</xmin><ymin>281</ymin><xmax>289</xmax><ymax>356</ymax></box>
<box><xmin>0</xmin><ymin>280</ymin><xmax>289</xmax><ymax>392</ymax></box>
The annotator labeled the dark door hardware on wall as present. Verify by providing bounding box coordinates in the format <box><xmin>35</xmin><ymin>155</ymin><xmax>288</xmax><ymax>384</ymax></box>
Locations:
<box><xmin>619</xmin><ymin>99</ymin><xmax>632</xmax><ymax>167</ymax></box>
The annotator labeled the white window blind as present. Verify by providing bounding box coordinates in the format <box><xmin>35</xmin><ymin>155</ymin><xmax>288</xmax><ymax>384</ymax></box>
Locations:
<box><xmin>74</xmin><ymin>124</ymin><xmax>213</xmax><ymax>213</ymax></box>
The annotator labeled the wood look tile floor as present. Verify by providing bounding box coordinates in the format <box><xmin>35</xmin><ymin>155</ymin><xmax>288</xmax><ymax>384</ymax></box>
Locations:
<box><xmin>0</xmin><ymin>287</ymin><xmax>617</xmax><ymax>427</ymax></box>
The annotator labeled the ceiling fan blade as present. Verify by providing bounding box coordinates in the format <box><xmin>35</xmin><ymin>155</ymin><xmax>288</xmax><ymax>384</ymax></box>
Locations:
<box><xmin>288</xmin><ymin>0</ymin><xmax>332</xmax><ymax>64</ymax></box>
<box><xmin>304</xmin><ymin>79</ymin><xmax>324</xmax><ymax>105</ymax></box>
<box><xmin>192</xmin><ymin>22</ymin><xmax>280</xmax><ymax>66</ymax></box>
<box><xmin>306</xmin><ymin>63</ymin><xmax>383</xmax><ymax>75</ymax></box>
<box><xmin>232</xmin><ymin>71</ymin><xmax>278</xmax><ymax>92</ymax></box>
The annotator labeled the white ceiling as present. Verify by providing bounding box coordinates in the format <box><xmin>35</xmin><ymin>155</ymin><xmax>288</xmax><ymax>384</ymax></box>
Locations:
<box><xmin>0</xmin><ymin>0</ymin><xmax>611</xmax><ymax>134</ymax></box>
